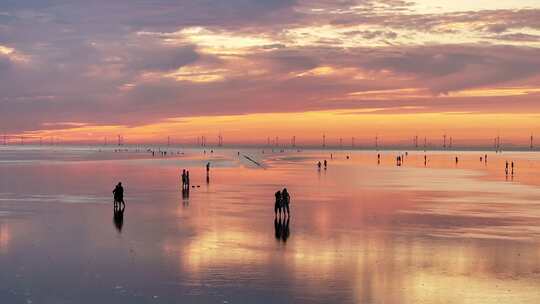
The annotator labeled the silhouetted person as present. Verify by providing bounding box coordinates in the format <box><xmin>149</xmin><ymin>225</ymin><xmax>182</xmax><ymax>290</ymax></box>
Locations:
<box><xmin>377</xmin><ymin>153</ymin><xmax>380</xmax><ymax>164</ymax></box>
<box><xmin>112</xmin><ymin>182</ymin><xmax>125</xmax><ymax>208</ymax></box>
<box><xmin>424</xmin><ymin>155</ymin><xmax>427</xmax><ymax>166</ymax></box>
<box><xmin>324</xmin><ymin>160</ymin><xmax>327</xmax><ymax>169</ymax></box>
<box><xmin>274</xmin><ymin>190</ymin><xmax>282</xmax><ymax>216</ymax></box>
<box><xmin>113</xmin><ymin>204</ymin><xmax>124</xmax><ymax>233</ymax></box>
<box><xmin>317</xmin><ymin>161</ymin><xmax>321</xmax><ymax>170</ymax></box>
<box><xmin>282</xmin><ymin>188</ymin><xmax>290</xmax><ymax>216</ymax></box>
<box><xmin>485</xmin><ymin>154</ymin><xmax>488</xmax><ymax>163</ymax></box>
<box><xmin>181</xmin><ymin>169</ymin><xmax>186</xmax><ymax>189</ymax></box>
<box><xmin>480</xmin><ymin>156</ymin><xmax>483</xmax><ymax>162</ymax></box>
<box><xmin>455</xmin><ymin>156</ymin><xmax>458</xmax><ymax>164</ymax></box>
<box><xmin>511</xmin><ymin>161</ymin><xmax>514</xmax><ymax>175</ymax></box>
<box><xmin>505</xmin><ymin>161</ymin><xmax>509</xmax><ymax>176</ymax></box>
<box><xmin>186</xmin><ymin>171</ymin><xmax>190</xmax><ymax>188</ymax></box>
<box><xmin>206</xmin><ymin>162</ymin><xmax>210</xmax><ymax>173</ymax></box>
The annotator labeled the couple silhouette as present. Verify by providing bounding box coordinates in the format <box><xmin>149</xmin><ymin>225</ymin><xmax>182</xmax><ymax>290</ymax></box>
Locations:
<box><xmin>274</xmin><ymin>188</ymin><xmax>291</xmax><ymax>217</ymax></box>
<box><xmin>112</xmin><ymin>182</ymin><xmax>125</xmax><ymax>209</ymax></box>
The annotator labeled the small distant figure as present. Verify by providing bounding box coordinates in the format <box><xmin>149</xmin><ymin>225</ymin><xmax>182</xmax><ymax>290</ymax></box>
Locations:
<box><xmin>485</xmin><ymin>154</ymin><xmax>488</xmax><ymax>163</ymax></box>
<box><xmin>238</xmin><ymin>151</ymin><xmax>240</xmax><ymax>156</ymax></box>
<box><xmin>324</xmin><ymin>160</ymin><xmax>327</xmax><ymax>169</ymax></box>
<box><xmin>505</xmin><ymin>161</ymin><xmax>509</xmax><ymax>176</ymax></box>
<box><xmin>397</xmin><ymin>155</ymin><xmax>402</xmax><ymax>166</ymax></box>
<box><xmin>206</xmin><ymin>162</ymin><xmax>210</xmax><ymax>173</ymax></box>
<box><xmin>455</xmin><ymin>156</ymin><xmax>458</xmax><ymax>164</ymax></box>
<box><xmin>405</xmin><ymin>152</ymin><xmax>408</xmax><ymax>157</ymax></box>
<box><xmin>330</xmin><ymin>153</ymin><xmax>333</xmax><ymax>160</ymax></box>
<box><xmin>377</xmin><ymin>153</ymin><xmax>380</xmax><ymax>164</ymax></box>
<box><xmin>186</xmin><ymin>171</ymin><xmax>190</xmax><ymax>188</ymax></box>
<box><xmin>282</xmin><ymin>188</ymin><xmax>291</xmax><ymax>217</ymax></box>
<box><xmin>181</xmin><ymin>169</ymin><xmax>186</xmax><ymax>189</ymax></box>
<box><xmin>424</xmin><ymin>155</ymin><xmax>427</xmax><ymax>166</ymax></box>
<box><xmin>317</xmin><ymin>161</ymin><xmax>321</xmax><ymax>170</ymax></box>
<box><xmin>274</xmin><ymin>190</ymin><xmax>282</xmax><ymax>216</ymax></box>
<box><xmin>112</xmin><ymin>182</ymin><xmax>125</xmax><ymax>209</ymax></box>
<box><xmin>511</xmin><ymin>161</ymin><xmax>514</xmax><ymax>175</ymax></box>
<box><xmin>346</xmin><ymin>155</ymin><xmax>350</xmax><ymax>159</ymax></box>
<box><xmin>480</xmin><ymin>156</ymin><xmax>482</xmax><ymax>162</ymax></box>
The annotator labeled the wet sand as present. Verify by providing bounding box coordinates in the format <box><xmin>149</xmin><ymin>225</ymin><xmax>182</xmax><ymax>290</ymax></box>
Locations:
<box><xmin>0</xmin><ymin>146</ymin><xmax>539</xmax><ymax>303</ymax></box>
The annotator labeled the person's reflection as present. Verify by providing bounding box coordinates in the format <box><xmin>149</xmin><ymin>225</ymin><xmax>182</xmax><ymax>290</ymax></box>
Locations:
<box><xmin>113</xmin><ymin>204</ymin><xmax>125</xmax><ymax>233</ymax></box>
<box><xmin>274</xmin><ymin>217</ymin><xmax>282</xmax><ymax>240</ymax></box>
<box><xmin>274</xmin><ymin>216</ymin><xmax>290</xmax><ymax>243</ymax></box>
<box><xmin>281</xmin><ymin>217</ymin><xmax>290</xmax><ymax>242</ymax></box>
<box><xmin>206</xmin><ymin>172</ymin><xmax>210</xmax><ymax>185</ymax></box>
<box><xmin>182</xmin><ymin>187</ymin><xmax>190</xmax><ymax>206</ymax></box>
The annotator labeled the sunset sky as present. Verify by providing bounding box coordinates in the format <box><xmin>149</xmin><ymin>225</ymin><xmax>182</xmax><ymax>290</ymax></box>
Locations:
<box><xmin>1</xmin><ymin>0</ymin><xmax>539</xmax><ymax>146</ymax></box>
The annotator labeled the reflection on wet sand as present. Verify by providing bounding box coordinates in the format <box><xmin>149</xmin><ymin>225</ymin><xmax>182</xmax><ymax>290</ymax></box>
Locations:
<box><xmin>0</xmin><ymin>224</ymin><xmax>10</xmax><ymax>254</ymax></box>
<box><xmin>113</xmin><ymin>204</ymin><xmax>125</xmax><ymax>233</ymax></box>
<box><xmin>274</xmin><ymin>217</ymin><xmax>290</xmax><ymax>243</ymax></box>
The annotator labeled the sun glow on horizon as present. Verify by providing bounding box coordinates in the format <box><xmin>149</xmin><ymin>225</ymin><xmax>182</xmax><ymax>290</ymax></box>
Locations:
<box><xmin>11</xmin><ymin>109</ymin><xmax>539</xmax><ymax>147</ymax></box>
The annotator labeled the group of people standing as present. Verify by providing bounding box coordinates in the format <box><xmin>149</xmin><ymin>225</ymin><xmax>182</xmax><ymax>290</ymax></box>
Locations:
<box><xmin>274</xmin><ymin>188</ymin><xmax>291</xmax><ymax>217</ymax></box>
<box><xmin>112</xmin><ymin>182</ymin><xmax>125</xmax><ymax>209</ymax></box>
<box><xmin>505</xmin><ymin>161</ymin><xmax>515</xmax><ymax>176</ymax></box>
<box><xmin>181</xmin><ymin>169</ymin><xmax>190</xmax><ymax>189</ymax></box>
<box><xmin>317</xmin><ymin>160</ymin><xmax>328</xmax><ymax>170</ymax></box>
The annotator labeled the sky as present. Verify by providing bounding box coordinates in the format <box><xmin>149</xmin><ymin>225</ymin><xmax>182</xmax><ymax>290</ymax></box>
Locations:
<box><xmin>0</xmin><ymin>0</ymin><xmax>539</xmax><ymax>146</ymax></box>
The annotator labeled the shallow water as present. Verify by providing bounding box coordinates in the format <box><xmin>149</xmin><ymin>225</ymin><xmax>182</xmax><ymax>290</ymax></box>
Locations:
<box><xmin>0</xmin><ymin>146</ymin><xmax>539</xmax><ymax>303</ymax></box>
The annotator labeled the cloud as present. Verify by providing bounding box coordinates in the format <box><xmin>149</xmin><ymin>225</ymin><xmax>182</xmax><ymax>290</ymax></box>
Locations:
<box><xmin>0</xmin><ymin>0</ymin><xmax>539</xmax><ymax>136</ymax></box>
<box><xmin>354</xmin><ymin>45</ymin><xmax>540</xmax><ymax>94</ymax></box>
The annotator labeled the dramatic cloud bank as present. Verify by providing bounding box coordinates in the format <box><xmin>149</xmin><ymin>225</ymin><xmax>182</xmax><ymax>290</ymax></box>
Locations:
<box><xmin>0</xmin><ymin>0</ymin><xmax>539</xmax><ymax>143</ymax></box>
